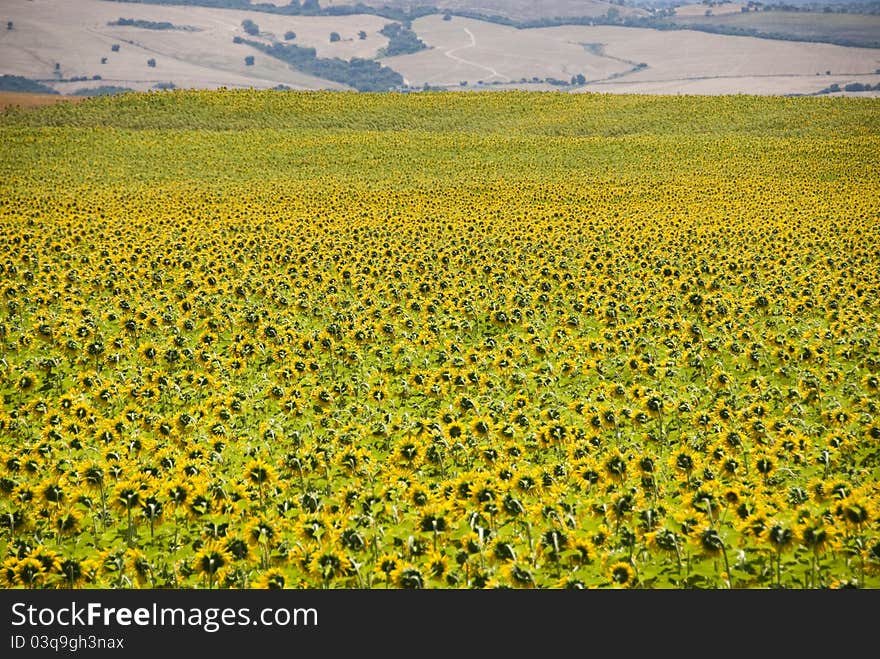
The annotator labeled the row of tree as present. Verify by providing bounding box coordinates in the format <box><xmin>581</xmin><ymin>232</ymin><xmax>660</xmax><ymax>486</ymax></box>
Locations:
<box><xmin>242</xmin><ymin>39</ymin><xmax>404</xmax><ymax>91</ymax></box>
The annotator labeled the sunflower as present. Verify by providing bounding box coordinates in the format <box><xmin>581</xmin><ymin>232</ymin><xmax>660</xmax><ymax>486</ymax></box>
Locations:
<box><xmin>16</xmin><ymin>371</ymin><xmax>38</xmax><ymax>393</ymax></box>
<box><xmin>28</xmin><ymin>546</ymin><xmax>63</xmax><ymax>577</ymax></box>
<box><xmin>58</xmin><ymin>557</ymin><xmax>86</xmax><ymax>587</ymax></box>
<box><xmin>194</xmin><ymin>540</ymin><xmax>232</xmax><ymax>587</ymax></box>
<box><xmin>1</xmin><ymin>556</ymin><xmax>18</xmax><ymax>587</ymax></box>
<box><xmin>470</xmin><ymin>415</ymin><xmax>492</xmax><ymax>437</ymax></box>
<box><xmin>646</xmin><ymin>527</ymin><xmax>681</xmax><ymax>555</ymax></box>
<box><xmin>796</xmin><ymin>520</ymin><xmax>834</xmax><ymax>555</ymax></box>
<box><xmin>607</xmin><ymin>561</ymin><xmax>635</xmax><ymax>588</ymax></box>
<box><xmin>125</xmin><ymin>549</ymin><xmax>153</xmax><ymax>587</ymax></box>
<box><xmin>15</xmin><ymin>556</ymin><xmax>47</xmax><ymax>587</ymax></box>
<box><xmin>602</xmin><ymin>450</ymin><xmax>628</xmax><ymax>483</ymax></box>
<box><xmin>390</xmin><ymin>564</ymin><xmax>424</xmax><ymax>589</ymax></box>
<box><xmin>425</xmin><ymin>551</ymin><xmax>449</xmax><ymax>581</ymax></box>
<box><xmin>308</xmin><ymin>547</ymin><xmax>349</xmax><ymax>583</ymax></box>
<box><xmin>374</xmin><ymin>553</ymin><xmax>402</xmax><ymax>584</ymax></box>
<box><xmin>765</xmin><ymin>520</ymin><xmax>795</xmax><ymax>553</ymax></box>
<box><xmin>503</xmin><ymin>563</ymin><xmax>535</xmax><ymax>588</ymax></box>
<box><xmin>254</xmin><ymin>567</ymin><xmax>287</xmax><ymax>589</ymax></box>
<box><xmin>139</xmin><ymin>343</ymin><xmax>159</xmax><ymax>362</ymax></box>
<box><xmin>444</xmin><ymin>420</ymin><xmax>465</xmax><ymax>442</ymax></box>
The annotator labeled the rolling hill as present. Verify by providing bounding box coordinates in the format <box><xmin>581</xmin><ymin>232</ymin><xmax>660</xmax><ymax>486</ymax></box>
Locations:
<box><xmin>1</xmin><ymin>0</ymin><xmax>878</xmax><ymax>96</ymax></box>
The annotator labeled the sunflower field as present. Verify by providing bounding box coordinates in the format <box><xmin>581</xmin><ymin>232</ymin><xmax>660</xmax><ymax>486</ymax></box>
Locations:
<box><xmin>0</xmin><ymin>90</ymin><xmax>878</xmax><ymax>589</ymax></box>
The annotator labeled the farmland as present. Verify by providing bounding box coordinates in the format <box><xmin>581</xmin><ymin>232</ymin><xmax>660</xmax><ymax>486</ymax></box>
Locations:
<box><xmin>2</xmin><ymin>0</ymin><xmax>879</xmax><ymax>96</ymax></box>
<box><xmin>0</xmin><ymin>90</ymin><xmax>878</xmax><ymax>589</ymax></box>
<box><xmin>383</xmin><ymin>15</ymin><xmax>880</xmax><ymax>94</ymax></box>
<box><xmin>659</xmin><ymin>9</ymin><xmax>880</xmax><ymax>49</ymax></box>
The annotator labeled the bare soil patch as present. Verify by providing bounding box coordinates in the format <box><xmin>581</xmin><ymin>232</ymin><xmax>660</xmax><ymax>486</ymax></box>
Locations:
<box><xmin>0</xmin><ymin>91</ymin><xmax>83</xmax><ymax>111</ymax></box>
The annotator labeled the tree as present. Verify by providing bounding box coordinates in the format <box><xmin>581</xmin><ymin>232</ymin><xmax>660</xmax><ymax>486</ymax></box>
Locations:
<box><xmin>284</xmin><ymin>31</ymin><xmax>296</xmax><ymax>41</ymax></box>
<box><xmin>7</xmin><ymin>21</ymin><xmax>13</xmax><ymax>30</ymax></box>
<box><xmin>147</xmin><ymin>58</ymin><xmax>156</xmax><ymax>68</ymax></box>
<box><xmin>242</xmin><ymin>19</ymin><xmax>259</xmax><ymax>36</ymax></box>
<box><xmin>443</xmin><ymin>13</ymin><xmax>452</xmax><ymax>21</ymax></box>
<box><xmin>358</xmin><ymin>30</ymin><xmax>367</xmax><ymax>40</ymax></box>
<box><xmin>111</xmin><ymin>44</ymin><xmax>120</xmax><ymax>52</ymax></box>
<box><xmin>244</xmin><ymin>55</ymin><xmax>255</xmax><ymax>66</ymax></box>
<box><xmin>329</xmin><ymin>32</ymin><xmax>341</xmax><ymax>43</ymax></box>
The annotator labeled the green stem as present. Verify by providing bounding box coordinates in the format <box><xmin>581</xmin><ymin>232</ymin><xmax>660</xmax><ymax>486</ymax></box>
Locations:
<box><xmin>720</xmin><ymin>544</ymin><xmax>731</xmax><ymax>589</ymax></box>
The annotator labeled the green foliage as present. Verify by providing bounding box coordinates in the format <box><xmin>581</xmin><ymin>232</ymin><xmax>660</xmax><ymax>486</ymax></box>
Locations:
<box><xmin>243</xmin><ymin>40</ymin><xmax>403</xmax><ymax>92</ymax></box>
<box><xmin>378</xmin><ymin>22</ymin><xmax>428</xmax><ymax>57</ymax></box>
<box><xmin>5</xmin><ymin>90</ymin><xmax>878</xmax><ymax>139</ymax></box>
<box><xmin>71</xmin><ymin>86</ymin><xmax>135</xmax><ymax>97</ymax></box>
<box><xmin>0</xmin><ymin>91</ymin><xmax>877</xmax><ymax>589</ymax></box>
<box><xmin>647</xmin><ymin>10</ymin><xmax>880</xmax><ymax>49</ymax></box>
<box><xmin>0</xmin><ymin>75</ymin><xmax>58</xmax><ymax>94</ymax></box>
<box><xmin>109</xmin><ymin>18</ymin><xmax>198</xmax><ymax>31</ymax></box>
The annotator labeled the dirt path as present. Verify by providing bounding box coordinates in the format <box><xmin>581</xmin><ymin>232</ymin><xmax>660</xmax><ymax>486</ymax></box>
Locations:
<box><xmin>444</xmin><ymin>27</ymin><xmax>509</xmax><ymax>82</ymax></box>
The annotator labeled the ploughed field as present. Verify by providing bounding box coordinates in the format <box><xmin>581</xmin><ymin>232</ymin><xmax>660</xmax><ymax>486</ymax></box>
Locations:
<box><xmin>0</xmin><ymin>90</ymin><xmax>878</xmax><ymax>589</ymax></box>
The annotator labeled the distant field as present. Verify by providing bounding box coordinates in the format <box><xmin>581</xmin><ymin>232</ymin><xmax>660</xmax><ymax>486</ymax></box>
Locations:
<box><xmin>383</xmin><ymin>15</ymin><xmax>880</xmax><ymax>95</ymax></box>
<box><xmin>0</xmin><ymin>90</ymin><xmax>82</xmax><ymax>110</ymax></box>
<box><xmin>292</xmin><ymin>0</ymin><xmax>648</xmax><ymax>22</ymax></box>
<box><xmin>380</xmin><ymin>15</ymin><xmax>632</xmax><ymax>88</ymax></box>
<box><xmin>0</xmin><ymin>0</ymin><xmax>392</xmax><ymax>92</ymax></box>
<box><xmin>537</xmin><ymin>24</ymin><xmax>880</xmax><ymax>95</ymax></box>
<box><xmin>661</xmin><ymin>11</ymin><xmax>880</xmax><ymax>48</ymax></box>
<box><xmin>2</xmin><ymin>0</ymin><xmax>879</xmax><ymax>95</ymax></box>
<box><xmin>674</xmin><ymin>3</ymin><xmax>748</xmax><ymax>17</ymax></box>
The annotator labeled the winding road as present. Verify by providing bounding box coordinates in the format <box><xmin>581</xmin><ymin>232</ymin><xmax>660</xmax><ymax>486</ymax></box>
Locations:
<box><xmin>444</xmin><ymin>27</ymin><xmax>508</xmax><ymax>82</ymax></box>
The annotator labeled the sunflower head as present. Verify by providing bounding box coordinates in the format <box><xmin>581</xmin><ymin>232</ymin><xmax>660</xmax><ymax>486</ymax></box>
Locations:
<box><xmin>607</xmin><ymin>561</ymin><xmax>635</xmax><ymax>588</ymax></box>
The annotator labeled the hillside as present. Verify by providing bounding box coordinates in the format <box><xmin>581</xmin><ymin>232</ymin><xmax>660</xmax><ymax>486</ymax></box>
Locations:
<box><xmin>1</xmin><ymin>0</ymin><xmax>878</xmax><ymax>95</ymax></box>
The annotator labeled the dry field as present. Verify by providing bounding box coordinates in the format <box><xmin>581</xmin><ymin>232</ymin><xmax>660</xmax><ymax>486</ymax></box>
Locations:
<box><xmin>380</xmin><ymin>15</ymin><xmax>632</xmax><ymax>87</ymax></box>
<box><xmin>534</xmin><ymin>24</ymin><xmax>880</xmax><ymax>95</ymax></box>
<box><xmin>674</xmin><ymin>3</ymin><xmax>748</xmax><ymax>17</ymax></box>
<box><xmin>0</xmin><ymin>90</ymin><xmax>82</xmax><ymax>111</ymax></box>
<box><xmin>380</xmin><ymin>15</ymin><xmax>880</xmax><ymax>95</ymax></box>
<box><xmin>663</xmin><ymin>10</ymin><xmax>880</xmax><ymax>47</ymax></box>
<box><xmin>2</xmin><ymin>0</ymin><xmax>879</xmax><ymax>95</ymax></box>
<box><xmin>0</xmin><ymin>0</ymin><xmax>395</xmax><ymax>92</ymax></box>
<box><xmin>302</xmin><ymin>0</ymin><xmax>647</xmax><ymax>21</ymax></box>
